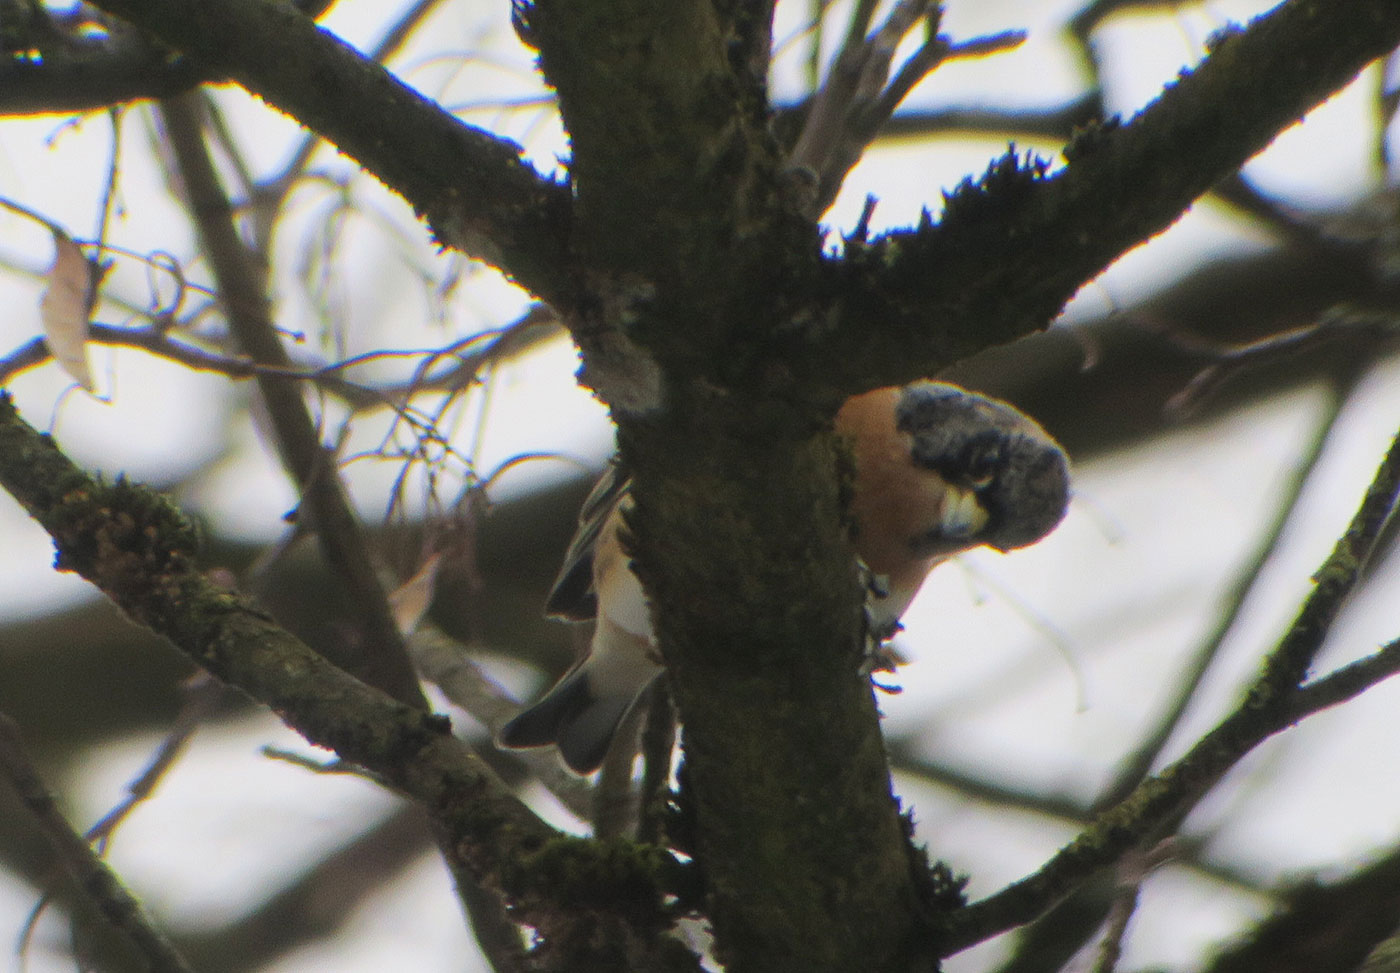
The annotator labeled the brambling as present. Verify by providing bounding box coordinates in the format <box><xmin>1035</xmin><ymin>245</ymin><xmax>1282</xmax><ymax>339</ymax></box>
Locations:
<box><xmin>498</xmin><ymin>381</ymin><xmax>1070</xmax><ymax>773</ymax></box>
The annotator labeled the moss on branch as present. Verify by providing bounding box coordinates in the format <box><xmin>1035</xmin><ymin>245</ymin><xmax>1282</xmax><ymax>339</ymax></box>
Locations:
<box><xmin>0</xmin><ymin>393</ymin><xmax>692</xmax><ymax>954</ymax></box>
<box><xmin>812</xmin><ymin>0</ymin><xmax>1400</xmax><ymax>397</ymax></box>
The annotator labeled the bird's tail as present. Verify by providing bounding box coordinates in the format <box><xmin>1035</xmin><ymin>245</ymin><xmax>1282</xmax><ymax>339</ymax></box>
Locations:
<box><xmin>497</xmin><ymin>665</ymin><xmax>653</xmax><ymax>774</ymax></box>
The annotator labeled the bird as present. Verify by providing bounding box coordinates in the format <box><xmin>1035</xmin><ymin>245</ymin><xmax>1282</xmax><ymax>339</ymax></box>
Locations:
<box><xmin>497</xmin><ymin>381</ymin><xmax>1071</xmax><ymax>773</ymax></box>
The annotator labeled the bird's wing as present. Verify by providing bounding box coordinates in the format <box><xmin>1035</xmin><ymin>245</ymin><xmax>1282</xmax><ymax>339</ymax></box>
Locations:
<box><xmin>543</xmin><ymin>458</ymin><xmax>630</xmax><ymax>621</ymax></box>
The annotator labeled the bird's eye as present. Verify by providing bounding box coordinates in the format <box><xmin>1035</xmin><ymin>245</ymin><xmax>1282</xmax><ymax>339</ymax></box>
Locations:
<box><xmin>961</xmin><ymin>440</ymin><xmax>1001</xmax><ymax>488</ymax></box>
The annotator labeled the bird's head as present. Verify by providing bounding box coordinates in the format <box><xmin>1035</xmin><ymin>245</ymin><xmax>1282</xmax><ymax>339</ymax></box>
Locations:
<box><xmin>895</xmin><ymin>382</ymin><xmax>1070</xmax><ymax>557</ymax></box>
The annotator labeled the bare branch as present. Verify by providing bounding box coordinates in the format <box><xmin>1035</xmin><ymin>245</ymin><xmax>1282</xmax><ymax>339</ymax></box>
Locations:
<box><xmin>988</xmin><ymin>366</ymin><xmax>1368</xmax><ymax>967</ymax></box>
<box><xmin>786</xmin><ymin>0</ymin><xmax>1025</xmax><ymax>216</ymax></box>
<box><xmin>0</xmin><ymin>712</ymin><xmax>193</xmax><ymax>973</ymax></box>
<box><xmin>1096</xmin><ymin>369</ymin><xmax>1361</xmax><ymax>808</ymax></box>
<box><xmin>84</xmin><ymin>0</ymin><xmax>573</xmax><ymax>303</ymax></box>
<box><xmin>1287</xmin><ymin>635</ymin><xmax>1400</xmax><ymax>719</ymax></box>
<box><xmin>817</xmin><ymin>0</ymin><xmax>1400</xmax><ymax>399</ymax></box>
<box><xmin>869</xmin><ymin>30</ymin><xmax>1026</xmax><ymax>132</ymax></box>
<box><xmin>0</xmin><ymin>395</ymin><xmax>691</xmax><ymax>947</ymax></box>
<box><xmin>157</xmin><ymin>93</ymin><xmax>426</xmax><ymax>709</ymax></box>
<box><xmin>87</xmin><ymin>676</ymin><xmax>221</xmax><ymax>850</ymax></box>
<box><xmin>0</xmin><ymin>305</ymin><xmax>563</xmax><ymax>415</ymax></box>
<box><xmin>1164</xmin><ymin>308</ymin><xmax>1400</xmax><ymax>416</ymax></box>
<box><xmin>940</xmin><ymin>423</ymin><xmax>1400</xmax><ymax>956</ymax></box>
<box><xmin>841</xmin><ymin>93</ymin><xmax>1102</xmax><ymax>143</ymax></box>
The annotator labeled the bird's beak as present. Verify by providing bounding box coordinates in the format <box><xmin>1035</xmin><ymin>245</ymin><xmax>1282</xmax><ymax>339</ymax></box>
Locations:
<box><xmin>907</xmin><ymin>484</ymin><xmax>985</xmax><ymax>560</ymax></box>
<box><xmin>907</xmin><ymin>485</ymin><xmax>990</xmax><ymax>558</ymax></box>
<box><xmin>940</xmin><ymin>485</ymin><xmax>989</xmax><ymax>540</ymax></box>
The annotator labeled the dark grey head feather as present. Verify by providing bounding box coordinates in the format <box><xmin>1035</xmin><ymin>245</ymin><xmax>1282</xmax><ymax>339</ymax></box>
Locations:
<box><xmin>897</xmin><ymin>383</ymin><xmax>1070</xmax><ymax>553</ymax></box>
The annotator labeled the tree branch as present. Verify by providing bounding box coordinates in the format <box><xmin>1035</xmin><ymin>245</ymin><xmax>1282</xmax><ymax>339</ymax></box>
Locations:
<box><xmin>1202</xmin><ymin>833</ymin><xmax>1400</xmax><ymax>973</ymax></box>
<box><xmin>817</xmin><ymin>0</ymin><xmax>1400</xmax><ymax>398</ymax></box>
<box><xmin>0</xmin><ymin>307</ymin><xmax>564</xmax><ymax>415</ymax></box>
<box><xmin>1098</xmin><ymin>368</ymin><xmax>1360</xmax><ymax>806</ymax></box>
<box><xmin>0</xmin><ymin>43</ymin><xmax>204</xmax><ymax>115</ymax></box>
<box><xmin>0</xmin><ymin>393</ymin><xmax>692</xmax><ymax>957</ymax></box>
<box><xmin>787</xmin><ymin>0</ymin><xmax>1027</xmax><ymax>218</ymax></box>
<box><xmin>157</xmin><ymin>92</ymin><xmax>426</xmax><ymax>710</ymax></box>
<box><xmin>866</xmin><ymin>95</ymin><xmax>1102</xmax><ymax>143</ymax></box>
<box><xmin>176</xmin><ymin>805</ymin><xmax>435</xmax><ymax>971</ymax></box>
<box><xmin>39</xmin><ymin>1</ymin><xmax>1400</xmax><ymax>968</ymax></box>
<box><xmin>939</xmin><ymin>425</ymin><xmax>1400</xmax><ymax>956</ymax></box>
<box><xmin>0</xmin><ymin>712</ymin><xmax>193</xmax><ymax>973</ymax></box>
<box><xmin>84</xmin><ymin>0</ymin><xmax>574</xmax><ymax>304</ymax></box>
<box><xmin>984</xmin><ymin>364</ymin><xmax>1367</xmax><ymax>970</ymax></box>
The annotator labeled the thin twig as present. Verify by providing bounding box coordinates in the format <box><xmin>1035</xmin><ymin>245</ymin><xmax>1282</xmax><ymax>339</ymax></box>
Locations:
<box><xmin>1164</xmin><ymin>307</ymin><xmax>1400</xmax><ymax>416</ymax></box>
<box><xmin>1097</xmin><ymin>368</ymin><xmax>1360</xmax><ymax>809</ymax></box>
<box><xmin>1088</xmin><ymin>883</ymin><xmax>1137</xmax><ymax>973</ymax></box>
<box><xmin>865</xmin><ymin>30</ymin><xmax>1026</xmax><ymax>141</ymax></box>
<box><xmin>0</xmin><ymin>305</ymin><xmax>562</xmax><ymax>415</ymax></box>
<box><xmin>637</xmin><ymin>681</ymin><xmax>676</xmax><ymax>848</ymax></box>
<box><xmin>0</xmin><ymin>712</ymin><xmax>194</xmax><ymax>973</ymax></box>
<box><xmin>1286</xmin><ymin>634</ymin><xmax>1400</xmax><ymax>719</ymax></box>
<box><xmin>1086</xmin><ymin>839</ymin><xmax>1176</xmax><ymax>973</ymax></box>
<box><xmin>861</xmin><ymin>94</ymin><xmax>1101</xmax><ymax>143</ymax></box>
<box><xmin>1253</xmin><ymin>430</ymin><xmax>1400</xmax><ymax>698</ymax></box>
<box><xmin>786</xmin><ymin>0</ymin><xmax>905</xmax><ymax>206</ymax></box>
<box><xmin>409</xmin><ymin>623</ymin><xmax>594</xmax><ymax>820</ymax></box>
<box><xmin>157</xmin><ymin>92</ymin><xmax>427</xmax><ymax>708</ymax></box>
<box><xmin>786</xmin><ymin>0</ymin><xmax>1025</xmax><ymax>216</ymax></box>
<box><xmin>788</xmin><ymin>0</ymin><xmax>880</xmax><ymax>168</ymax></box>
<box><xmin>88</xmin><ymin>675</ymin><xmax>222</xmax><ymax>850</ymax></box>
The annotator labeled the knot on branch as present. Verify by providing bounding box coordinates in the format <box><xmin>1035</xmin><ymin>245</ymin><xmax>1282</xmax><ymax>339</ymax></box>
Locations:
<box><xmin>492</xmin><ymin>833</ymin><xmax>706</xmax><ymax>968</ymax></box>
<box><xmin>1063</xmin><ymin>115</ymin><xmax>1123</xmax><ymax>162</ymax></box>
<box><xmin>48</xmin><ymin>476</ymin><xmax>201</xmax><ymax>610</ymax></box>
<box><xmin>898</xmin><ymin>804</ymin><xmax>969</xmax><ymax>945</ymax></box>
<box><xmin>936</xmin><ymin>147</ymin><xmax>1053</xmax><ymax>241</ymax></box>
<box><xmin>503</xmin><ymin>833</ymin><xmax>675</xmax><ymax>922</ymax></box>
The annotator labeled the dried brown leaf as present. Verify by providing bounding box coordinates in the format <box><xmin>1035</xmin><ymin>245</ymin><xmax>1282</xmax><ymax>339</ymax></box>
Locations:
<box><xmin>388</xmin><ymin>552</ymin><xmax>442</xmax><ymax>636</ymax></box>
<box><xmin>39</xmin><ymin>230</ymin><xmax>97</xmax><ymax>391</ymax></box>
